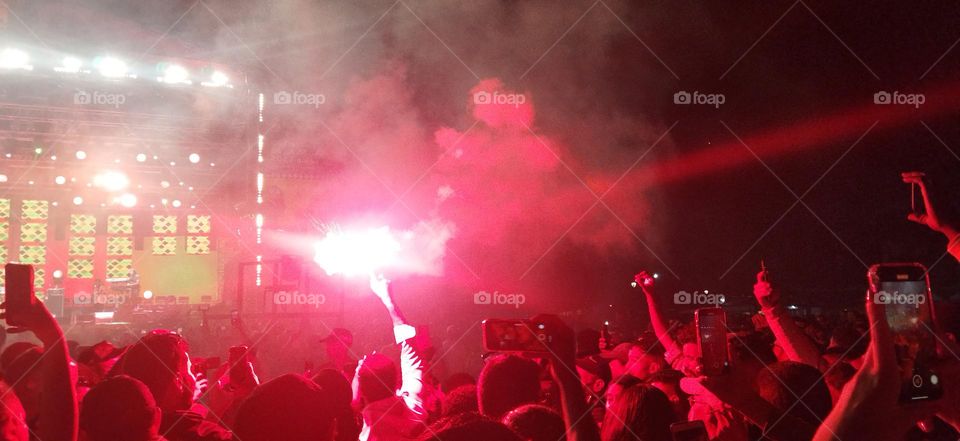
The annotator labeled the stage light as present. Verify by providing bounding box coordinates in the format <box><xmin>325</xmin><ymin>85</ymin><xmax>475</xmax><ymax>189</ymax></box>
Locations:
<box><xmin>169</xmin><ymin>161</ymin><xmax>176</xmax><ymax>166</ymax></box>
<box><xmin>172</xmin><ymin>199</ymin><xmax>182</xmax><ymax>208</ymax></box>
<box><xmin>313</xmin><ymin>227</ymin><xmax>402</xmax><ymax>277</ymax></box>
<box><xmin>73</xmin><ymin>196</ymin><xmax>83</xmax><ymax>205</ymax></box>
<box><xmin>34</xmin><ymin>147</ymin><xmax>42</xmax><ymax>155</ymax></box>
<box><xmin>161</xmin><ymin>198</ymin><xmax>168</xmax><ymax>205</ymax></box>
<box><xmin>27</xmin><ymin>180</ymin><xmax>33</xmax><ymax>185</ymax></box>
<box><xmin>188</xmin><ymin>153</ymin><xmax>200</xmax><ymax>163</ymax></box>
<box><xmin>55</xmin><ymin>176</ymin><xmax>66</xmax><ymax>185</ymax></box>
<box><xmin>162</xmin><ymin>64</ymin><xmax>190</xmax><ymax>84</ymax></box>
<box><xmin>116</xmin><ymin>193</ymin><xmax>137</xmax><ymax>208</ymax></box>
<box><xmin>96</xmin><ymin>56</ymin><xmax>128</xmax><ymax>78</ymax></box>
<box><xmin>143</xmin><ymin>290</ymin><xmax>153</xmax><ymax>300</ymax></box>
<box><xmin>211</xmin><ymin>71</ymin><xmax>229</xmax><ymax>86</ymax></box>
<box><xmin>50</xmin><ymin>155</ymin><xmax>57</xmax><ymax>160</ymax></box>
<box><xmin>57</xmin><ymin>56</ymin><xmax>82</xmax><ymax>73</ymax></box>
<box><xmin>4</xmin><ymin>153</ymin><xmax>10</xmax><ymax>158</ymax></box>
<box><xmin>75</xmin><ymin>150</ymin><xmax>86</xmax><ymax>160</ymax></box>
<box><xmin>0</xmin><ymin>48</ymin><xmax>31</xmax><ymax>70</ymax></box>
<box><xmin>160</xmin><ymin>180</ymin><xmax>170</xmax><ymax>188</ymax></box>
<box><xmin>93</xmin><ymin>171</ymin><xmax>129</xmax><ymax>192</ymax></box>
<box><xmin>0</xmin><ymin>175</ymin><xmax>7</xmax><ymax>183</ymax></box>
<box><xmin>136</xmin><ymin>153</ymin><xmax>147</xmax><ymax>162</ymax></box>
<box><xmin>52</xmin><ymin>270</ymin><xmax>63</xmax><ymax>279</ymax></box>
<box><xmin>51</xmin><ymin>201</ymin><xmax>58</xmax><ymax>207</ymax></box>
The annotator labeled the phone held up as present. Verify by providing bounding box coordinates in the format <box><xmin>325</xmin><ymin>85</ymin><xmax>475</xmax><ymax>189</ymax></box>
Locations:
<box><xmin>869</xmin><ymin>262</ymin><xmax>942</xmax><ymax>402</ymax></box>
<box><xmin>4</xmin><ymin>263</ymin><xmax>37</xmax><ymax>328</ymax></box>
<box><xmin>696</xmin><ymin>307</ymin><xmax>729</xmax><ymax>376</ymax></box>
<box><xmin>481</xmin><ymin>319</ymin><xmax>553</xmax><ymax>354</ymax></box>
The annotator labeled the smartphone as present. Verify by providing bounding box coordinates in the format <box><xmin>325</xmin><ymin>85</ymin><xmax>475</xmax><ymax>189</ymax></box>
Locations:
<box><xmin>481</xmin><ymin>319</ymin><xmax>552</xmax><ymax>353</ymax></box>
<box><xmin>229</xmin><ymin>345</ymin><xmax>250</xmax><ymax>385</ymax></box>
<box><xmin>869</xmin><ymin>263</ymin><xmax>942</xmax><ymax>402</ymax></box>
<box><xmin>696</xmin><ymin>307</ymin><xmax>728</xmax><ymax>376</ymax></box>
<box><xmin>600</xmin><ymin>321</ymin><xmax>612</xmax><ymax>350</ymax></box>
<box><xmin>671</xmin><ymin>420</ymin><xmax>709</xmax><ymax>441</ymax></box>
<box><xmin>4</xmin><ymin>263</ymin><xmax>36</xmax><ymax>327</ymax></box>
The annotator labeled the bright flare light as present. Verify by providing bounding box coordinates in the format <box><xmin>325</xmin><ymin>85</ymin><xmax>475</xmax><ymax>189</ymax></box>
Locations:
<box><xmin>93</xmin><ymin>171</ymin><xmax>129</xmax><ymax>192</ymax></box>
<box><xmin>55</xmin><ymin>176</ymin><xmax>66</xmax><ymax>185</ymax></box>
<box><xmin>210</xmin><ymin>71</ymin><xmax>228</xmax><ymax>86</ymax></box>
<box><xmin>0</xmin><ymin>49</ymin><xmax>31</xmax><ymax>70</ymax></box>
<box><xmin>313</xmin><ymin>227</ymin><xmax>402</xmax><ymax>277</ymax></box>
<box><xmin>96</xmin><ymin>57</ymin><xmax>128</xmax><ymax>78</ymax></box>
<box><xmin>116</xmin><ymin>193</ymin><xmax>137</xmax><ymax>208</ymax></box>
<box><xmin>73</xmin><ymin>196</ymin><xmax>83</xmax><ymax>205</ymax></box>
<box><xmin>76</xmin><ymin>150</ymin><xmax>87</xmax><ymax>160</ymax></box>
<box><xmin>57</xmin><ymin>57</ymin><xmax>82</xmax><ymax>73</ymax></box>
<box><xmin>143</xmin><ymin>290</ymin><xmax>153</xmax><ymax>300</ymax></box>
<box><xmin>162</xmin><ymin>64</ymin><xmax>190</xmax><ymax>84</ymax></box>
<box><xmin>136</xmin><ymin>153</ymin><xmax>147</xmax><ymax>162</ymax></box>
<box><xmin>188</xmin><ymin>153</ymin><xmax>200</xmax><ymax>163</ymax></box>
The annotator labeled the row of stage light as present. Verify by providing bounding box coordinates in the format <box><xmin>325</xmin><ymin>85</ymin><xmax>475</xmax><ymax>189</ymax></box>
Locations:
<box><xmin>0</xmin><ymin>47</ymin><xmax>234</xmax><ymax>88</ymax></box>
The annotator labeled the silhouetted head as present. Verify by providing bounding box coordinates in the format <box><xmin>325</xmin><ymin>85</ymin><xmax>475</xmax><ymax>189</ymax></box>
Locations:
<box><xmin>755</xmin><ymin>361</ymin><xmax>832</xmax><ymax>424</ymax></box>
<box><xmin>116</xmin><ymin>330</ymin><xmax>196</xmax><ymax>412</ymax></box>
<box><xmin>501</xmin><ymin>404</ymin><xmax>565</xmax><ymax>441</ymax></box>
<box><xmin>357</xmin><ymin>353</ymin><xmax>398</xmax><ymax>403</ymax></box>
<box><xmin>234</xmin><ymin>374</ymin><xmax>336</xmax><ymax>441</ymax></box>
<box><xmin>601</xmin><ymin>383</ymin><xmax>674</xmax><ymax>441</ymax></box>
<box><xmin>80</xmin><ymin>375</ymin><xmax>161</xmax><ymax>441</ymax></box>
<box><xmin>477</xmin><ymin>354</ymin><xmax>541</xmax><ymax>419</ymax></box>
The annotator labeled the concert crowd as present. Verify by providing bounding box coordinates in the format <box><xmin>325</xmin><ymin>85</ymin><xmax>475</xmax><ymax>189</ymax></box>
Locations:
<box><xmin>0</xmin><ymin>172</ymin><xmax>958</xmax><ymax>441</ymax></box>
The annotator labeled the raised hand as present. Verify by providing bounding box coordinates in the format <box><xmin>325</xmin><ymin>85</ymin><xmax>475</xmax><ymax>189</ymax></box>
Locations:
<box><xmin>901</xmin><ymin>171</ymin><xmax>958</xmax><ymax>238</ymax></box>
<box><xmin>753</xmin><ymin>270</ymin><xmax>780</xmax><ymax>310</ymax></box>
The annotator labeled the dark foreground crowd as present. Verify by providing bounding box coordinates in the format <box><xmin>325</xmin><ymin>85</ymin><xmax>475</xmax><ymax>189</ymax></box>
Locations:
<box><xmin>0</xmin><ymin>172</ymin><xmax>959</xmax><ymax>441</ymax></box>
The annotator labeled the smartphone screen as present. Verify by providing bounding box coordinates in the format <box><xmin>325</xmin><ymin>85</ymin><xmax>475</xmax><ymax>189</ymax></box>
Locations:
<box><xmin>481</xmin><ymin>319</ymin><xmax>551</xmax><ymax>353</ymax></box>
<box><xmin>671</xmin><ymin>421</ymin><xmax>709</xmax><ymax>441</ymax></box>
<box><xmin>872</xmin><ymin>263</ymin><xmax>942</xmax><ymax>402</ymax></box>
<box><xmin>696</xmin><ymin>307</ymin><xmax>728</xmax><ymax>376</ymax></box>
<box><xmin>4</xmin><ymin>263</ymin><xmax>36</xmax><ymax>327</ymax></box>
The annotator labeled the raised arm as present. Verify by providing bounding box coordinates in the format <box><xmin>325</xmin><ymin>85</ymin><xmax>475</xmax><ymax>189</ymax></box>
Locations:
<box><xmin>634</xmin><ymin>271</ymin><xmax>680</xmax><ymax>355</ymax></box>
<box><xmin>2</xmin><ymin>299</ymin><xmax>78</xmax><ymax>441</ymax></box>
<box><xmin>369</xmin><ymin>274</ymin><xmax>424</xmax><ymax>415</ymax></box>
<box><xmin>753</xmin><ymin>270</ymin><xmax>821</xmax><ymax>367</ymax></box>
<box><xmin>901</xmin><ymin>171</ymin><xmax>960</xmax><ymax>261</ymax></box>
<box><xmin>535</xmin><ymin>314</ymin><xmax>601</xmax><ymax>441</ymax></box>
